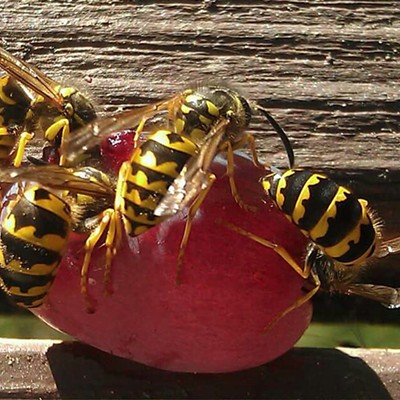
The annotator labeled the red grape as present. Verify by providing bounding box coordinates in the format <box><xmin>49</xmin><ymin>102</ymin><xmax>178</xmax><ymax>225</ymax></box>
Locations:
<box><xmin>33</xmin><ymin>154</ymin><xmax>311</xmax><ymax>373</ymax></box>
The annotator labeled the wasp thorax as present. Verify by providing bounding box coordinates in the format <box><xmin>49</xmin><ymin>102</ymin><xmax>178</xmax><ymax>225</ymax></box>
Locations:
<box><xmin>177</xmin><ymin>86</ymin><xmax>251</xmax><ymax>145</ymax></box>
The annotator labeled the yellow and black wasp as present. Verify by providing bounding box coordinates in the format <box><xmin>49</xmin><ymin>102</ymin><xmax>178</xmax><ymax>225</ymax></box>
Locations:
<box><xmin>0</xmin><ymin>165</ymin><xmax>114</xmax><ymax>309</ymax></box>
<box><xmin>0</xmin><ymin>46</ymin><xmax>97</xmax><ymax>167</ymax></box>
<box><xmin>64</xmin><ymin>85</ymin><xmax>294</xmax><ymax>285</ymax></box>
<box><xmin>222</xmin><ymin>164</ymin><xmax>400</xmax><ymax>329</ymax></box>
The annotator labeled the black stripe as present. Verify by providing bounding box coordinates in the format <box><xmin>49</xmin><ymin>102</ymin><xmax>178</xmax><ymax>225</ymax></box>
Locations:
<box><xmin>123</xmin><ymin>215</ymin><xmax>155</xmax><ymax>235</ymax></box>
<box><xmin>123</xmin><ymin>198</ymin><xmax>160</xmax><ymax>224</ymax></box>
<box><xmin>126</xmin><ymin>181</ymin><xmax>164</xmax><ymax>204</ymax></box>
<box><xmin>130</xmin><ymin>162</ymin><xmax>176</xmax><ymax>186</ymax></box>
<box><xmin>4</xmin><ymin>291</ymin><xmax>48</xmax><ymax>308</ymax></box>
<box><xmin>0</xmin><ymin>267</ymin><xmax>54</xmax><ymax>295</ymax></box>
<box><xmin>11</xmin><ymin>193</ymin><xmax>70</xmax><ymax>239</ymax></box>
<box><xmin>314</xmin><ymin>191</ymin><xmax>362</xmax><ymax>248</ymax></box>
<box><xmin>278</xmin><ymin>170</ymin><xmax>314</xmax><ymax>216</ymax></box>
<box><xmin>297</xmin><ymin>176</ymin><xmax>339</xmax><ymax>231</ymax></box>
<box><xmin>140</xmin><ymin>137</ymin><xmax>192</xmax><ymax>170</ymax></box>
<box><xmin>334</xmin><ymin>221</ymin><xmax>376</xmax><ymax>264</ymax></box>
<box><xmin>1</xmin><ymin>229</ymin><xmax>61</xmax><ymax>269</ymax></box>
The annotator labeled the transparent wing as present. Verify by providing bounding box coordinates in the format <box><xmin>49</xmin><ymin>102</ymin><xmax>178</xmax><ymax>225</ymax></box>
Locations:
<box><xmin>346</xmin><ymin>284</ymin><xmax>400</xmax><ymax>309</ymax></box>
<box><xmin>64</xmin><ymin>94</ymin><xmax>184</xmax><ymax>166</ymax></box>
<box><xmin>0</xmin><ymin>47</ymin><xmax>64</xmax><ymax>109</ymax></box>
<box><xmin>0</xmin><ymin>165</ymin><xmax>114</xmax><ymax>198</ymax></box>
<box><xmin>377</xmin><ymin>237</ymin><xmax>400</xmax><ymax>258</ymax></box>
<box><xmin>154</xmin><ymin>118</ymin><xmax>230</xmax><ymax>217</ymax></box>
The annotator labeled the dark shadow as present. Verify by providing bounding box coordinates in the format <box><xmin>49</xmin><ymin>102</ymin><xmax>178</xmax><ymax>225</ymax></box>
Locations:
<box><xmin>46</xmin><ymin>342</ymin><xmax>391</xmax><ymax>399</ymax></box>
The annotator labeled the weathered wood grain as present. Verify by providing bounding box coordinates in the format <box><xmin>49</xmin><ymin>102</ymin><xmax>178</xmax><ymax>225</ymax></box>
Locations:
<box><xmin>1</xmin><ymin>0</ymin><xmax>400</xmax><ymax>169</ymax></box>
<box><xmin>0</xmin><ymin>339</ymin><xmax>398</xmax><ymax>399</ymax></box>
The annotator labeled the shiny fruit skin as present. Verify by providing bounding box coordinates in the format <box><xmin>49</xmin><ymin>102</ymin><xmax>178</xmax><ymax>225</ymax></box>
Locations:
<box><xmin>33</xmin><ymin>154</ymin><xmax>311</xmax><ymax>373</ymax></box>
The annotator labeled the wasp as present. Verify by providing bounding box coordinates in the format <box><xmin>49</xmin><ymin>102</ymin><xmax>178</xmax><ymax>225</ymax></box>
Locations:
<box><xmin>0</xmin><ymin>46</ymin><xmax>97</xmax><ymax>167</ymax></box>
<box><xmin>64</xmin><ymin>85</ymin><xmax>294</xmax><ymax>284</ymax></box>
<box><xmin>0</xmin><ymin>165</ymin><xmax>114</xmax><ymax>309</ymax></box>
<box><xmin>222</xmin><ymin>167</ymin><xmax>400</xmax><ymax>331</ymax></box>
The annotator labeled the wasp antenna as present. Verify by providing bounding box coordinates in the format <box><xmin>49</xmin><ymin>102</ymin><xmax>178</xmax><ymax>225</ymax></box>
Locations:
<box><xmin>255</xmin><ymin>105</ymin><xmax>295</xmax><ymax>169</ymax></box>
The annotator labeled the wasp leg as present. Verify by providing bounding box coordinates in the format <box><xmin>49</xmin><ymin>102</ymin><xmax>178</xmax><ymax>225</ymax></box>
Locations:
<box><xmin>100</xmin><ymin>161</ymin><xmax>129</xmax><ymax>293</ymax></box>
<box><xmin>219</xmin><ymin>221</ymin><xmax>318</xmax><ymax>333</ymax></box>
<box><xmin>102</xmin><ymin>208</ymin><xmax>123</xmax><ymax>294</ymax></box>
<box><xmin>43</xmin><ymin>118</ymin><xmax>70</xmax><ymax>166</ymax></box>
<box><xmin>80</xmin><ymin>208</ymin><xmax>113</xmax><ymax>312</ymax></box>
<box><xmin>224</xmin><ymin>140</ymin><xmax>258</xmax><ymax>212</ymax></box>
<box><xmin>13</xmin><ymin>131</ymin><xmax>34</xmax><ymax>167</ymax></box>
<box><xmin>224</xmin><ymin>132</ymin><xmax>272</xmax><ymax>212</ymax></box>
<box><xmin>230</xmin><ymin>132</ymin><xmax>272</xmax><ymax>171</ymax></box>
<box><xmin>176</xmin><ymin>173</ymin><xmax>216</xmax><ymax>285</ymax></box>
<box><xmin>220</xmin><ymin>221</ymin><xmax>310</xmax><ymax>278</ymax></box>
<box><xmin>263</xmin><ymin>271</ymin><xmax>320</xmax><ymax>334</ymax></box>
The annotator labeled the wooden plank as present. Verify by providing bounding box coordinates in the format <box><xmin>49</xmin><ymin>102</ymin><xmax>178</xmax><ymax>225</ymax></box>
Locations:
<box><xmin>1</xmin><ymin>0</ymin><xmax>400</xmax><ymax>169</ymax></box>
<box><xmin>0</xmin><ymin>339</ymin><xmax>399</xmax><ymax>399</ymax></box>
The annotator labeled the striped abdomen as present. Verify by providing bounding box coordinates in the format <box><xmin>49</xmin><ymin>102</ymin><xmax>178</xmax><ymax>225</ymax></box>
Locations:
<box><xmin>120</xmin><ymin>129</ymin><xmax>198</xmax><ymax>236</ymax></box>
<box><xmin>0</xmin><ymin>184</ymin><xmax>71</xmax><ymax>308</ymax></box>
<box><xmin>263</xmin><ymin>169</ymin><xmax>377</xmax><ymax>266</ymax></box>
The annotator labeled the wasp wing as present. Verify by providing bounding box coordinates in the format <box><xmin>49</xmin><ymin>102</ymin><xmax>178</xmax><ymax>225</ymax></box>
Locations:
<box><xmin>65</xmin><ymin>94</ymin><xmax>184</xmax><ymax>166</ymax></box>
<box><xmin>154</xmin><ymin>118</ymin><xmax>230</xmax><ymax>217</ymax></box>
<box><xmin>0</xmin><ymin>47</ymin><xmax>65</xmax><ymax>109</ymax></box>
<box><xmin>0</xmin><ymin>165</ymin><xmax>114</xmax><ymax>199</ymax></box>
<box><xmin>346</xmin><ymin>283</ymin><xmax>400</xmax><ymax>309</ymax></box>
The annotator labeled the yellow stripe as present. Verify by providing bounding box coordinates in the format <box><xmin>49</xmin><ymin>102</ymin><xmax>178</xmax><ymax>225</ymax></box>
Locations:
<box><xmin>3</xmin><ymin>214</ymin><xmax>68</xmax><ymax>252</ymax></box>
<box><xmin>24</xmin><ymin>188</ymin><xmax>71</xmax><ymax>222</ymax></box>
<box><xmin>309</xmin><ymin>186</ymin><xmax>350</xmax><ymax>241</ymax></box>
<box><xmin>150</xmin><ymin>130</ymin><xmax>197</xmax><ymax>154</ymax></box>
<box><xmin>262</xmin><ymin>179</ymin><xmax>271</xmax><ymax>193</ymax></box>
<box><xmin>199</xmin><ymin>114</ymin><xmax>213</xmax><ymax>126</ymax></box>
<box><xmin>8</xmin><ymin>281</ymin><xmax>52</xmax><ymax>297</ymax></box>
<box><xmin>187</xmin><ymin>128</ymin><xmax>207</xmax><ymax>142</ymax></box>
<box><xmin>5</xmin><ymin>258</ymin><xmax>59</xmax><ymax>276</ymax></box>
<box><xmin>206</xmin><ymin>100</ymin><xmax>220</xmax><ymax>117</ymax></box>
<box><xmin>128</xmin><ymin>169</ymin><xmax>171</xmax><ymax>192</ymax></box>
<box><xmin>292</xmin><ymin>174</ymin><xmax>324</xmax><ymax>225</ymax></box>
<box><xmin>323</xmin><ymin>199</ymin><xmax>374</xmax><ymax>263</ymax></box>
<box><xmin>275</xmin><ymin>170</ymin><xmax>295</xmax><ymax>210</ymax></box>
<box><xmin>122</xmin><ymin>205</ymin><xmax>160</xmax><ymax>227</ymax></box>
<box><xmin>123</xmin><ymin>185</ymin><xmax>159</xmax><ymax>210</ymax></box>
<box><xmin>180</xmin><ymin>103</ymin><xmax>192</xmax><ymax>115</ymax></box>
<box><xmin>59</xmin><ymin>86</ymin><xmax>75</xmax><ymax>98</ymax></box>
<box><xmin>175</xmin><ymin>118</ymin><xmax>185</xmax><ymax>134</ymax></box>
